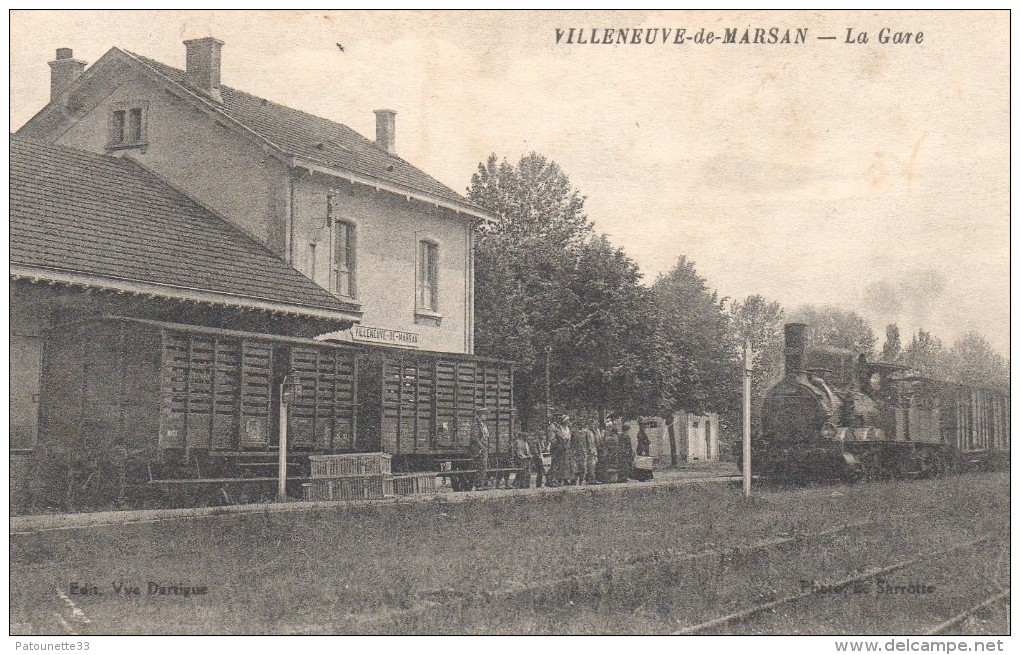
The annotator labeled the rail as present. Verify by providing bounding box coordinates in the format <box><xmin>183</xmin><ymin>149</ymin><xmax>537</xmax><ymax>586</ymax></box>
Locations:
<box><xmin>924</xmin><ymin>589</ymin><xmax>1011</xmax><ymax>635</ymax></box>
<box><xmin>672</xmin><ymin>534</ymin><xmax>995</xmax><ymax>635</ymax></box>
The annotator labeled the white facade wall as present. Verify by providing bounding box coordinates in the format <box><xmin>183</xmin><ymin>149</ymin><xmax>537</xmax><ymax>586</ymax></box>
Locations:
<box><xmin>44</xmin><ymin>74</ymin><xmax>475</xmax><ymax>353</ymax></box>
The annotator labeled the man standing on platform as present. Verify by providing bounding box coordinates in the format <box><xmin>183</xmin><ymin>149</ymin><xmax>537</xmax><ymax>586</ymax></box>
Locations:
<box><xmin>529</xmin><ymin>429</ymin><xmax>548</xmax><ymax>488</ymax></box>
<box><xmin>514</xmin><ymin>433</ymin><xmax>532</xmax><ymax>488</ymax></box>
<box><xmin>469</xmin><ymin>408</ymin><xmax>490</xmax><ymax>490</ymax></box>
<box><xmin>583</xmin><ymin>418</ymin><xmax>600</xmax><ymax>485</ymax></box>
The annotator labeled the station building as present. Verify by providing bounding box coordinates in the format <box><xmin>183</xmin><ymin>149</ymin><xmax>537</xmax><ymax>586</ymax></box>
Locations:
<box><xmin>11</xmin><ymin>39</ymin><xmax>499</xmax><ymax>508</ymax></box>
<box><xmin>17</xmin><ymin>38</ymin><xmax>491</xmax><ymax>355</ymax></box>
<box><xmin>11</xmin><ymin>134</ymin><xmax>364</xmax><ymax>446</ymax></box>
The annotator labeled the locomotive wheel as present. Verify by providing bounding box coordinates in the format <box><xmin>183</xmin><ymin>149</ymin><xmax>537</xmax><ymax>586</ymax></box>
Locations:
<box><xmin>923</xmin><ymin>451</ymin><xmax>949</xmax><ymax>478</ymax></box>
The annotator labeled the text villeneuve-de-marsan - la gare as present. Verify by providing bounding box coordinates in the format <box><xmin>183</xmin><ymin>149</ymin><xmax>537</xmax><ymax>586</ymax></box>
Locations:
<box><xmin>555</xmin><ymin>27</ymin><xmax>924</xmax><ymax>46</ymax></box>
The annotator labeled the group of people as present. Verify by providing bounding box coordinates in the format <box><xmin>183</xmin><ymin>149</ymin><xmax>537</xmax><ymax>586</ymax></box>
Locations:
<box><xmin>466</xmin><ymin>410</ymin><xmax>642</xmax><ymax>491</ymax></box>
<box><xmin>542</xmin><ymin>414</ymin><xmax>621</xmax><ymax>487</ymax></box>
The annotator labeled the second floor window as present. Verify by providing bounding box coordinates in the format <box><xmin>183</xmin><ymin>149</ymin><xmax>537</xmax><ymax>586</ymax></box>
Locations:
<box><xmin>334</xmin><ymin>221</ymin><xmax>355</xmax><ymax>298</ymax></box>
<box><xmin>418</xmin><ymin>240</ymin><xmax>438</xmax><ymax>311</ymax></box>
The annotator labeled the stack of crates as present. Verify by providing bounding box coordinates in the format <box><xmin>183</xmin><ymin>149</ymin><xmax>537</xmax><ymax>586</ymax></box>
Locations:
<box><xmin>302</xmin><ymin>453</ymin><xmax>394</xmax><ymax>501</ymax></box>
<box><xmin>390</xmin><ymin>472</ymin><xmax>438</xmax><ymax>496</ymax></box>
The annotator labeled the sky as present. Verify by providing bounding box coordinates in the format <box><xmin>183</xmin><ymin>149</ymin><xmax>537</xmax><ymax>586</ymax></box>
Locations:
<box><xmin>8</xmin><ymin>10</ymin><xmax>1011</xmax><ymax>355</ymax></box>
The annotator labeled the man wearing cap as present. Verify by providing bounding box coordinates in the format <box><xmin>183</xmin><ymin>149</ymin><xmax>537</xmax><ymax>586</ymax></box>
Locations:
<box><xmin>582</xmin><ymin>417</ymin><xmax>601</xmax><ymax>485</ymax></box>
<box><xmin>529</xmin><ymin>428</ymin><xmax>548</xmax><ymax>489</ymax></box>
<box><xmin>548</xmin><ymin>415</ymin><xmax>573</xmax><ymax>486</ymax></box>
<box><xmin>513</xmin><ymin>433</ymin><xmax>532</xmax><ymax>489</ymax></box>
<box><xmin>469</xmin><ymin>408</ymin><xmax>490</xmax><ymax>490</ymax></box>
<box><xmin>570</xmin><ymin>416</ymin><xmax>590</xmax><ymax>485</ymax></box>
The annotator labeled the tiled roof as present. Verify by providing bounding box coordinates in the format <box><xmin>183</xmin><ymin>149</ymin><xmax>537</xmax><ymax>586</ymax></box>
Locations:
<box><xmin>10</xmin><ymin>134</ymin><xmax>360</xmax><ymax>321</ymax></box>
<box><xmin>122</xmin><ymin>50</ymin><xmax>488</xmax><ymax>216</ymax></box>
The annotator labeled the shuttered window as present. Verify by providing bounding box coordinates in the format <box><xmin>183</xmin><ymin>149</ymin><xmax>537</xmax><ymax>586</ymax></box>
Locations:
<box><xmin>418</xmin><ymin>241</ymin><xmax>438</xmax><ymax>311</ymax></box>
<box><xmin>109</xmin><ymin>105</ymin><xmax>146</xmax><ymax>147</ymax></box>
<box><xmin>334</xmin><ymin>221</ymin><xmax>355</xmax><ymax>298</ymax></box>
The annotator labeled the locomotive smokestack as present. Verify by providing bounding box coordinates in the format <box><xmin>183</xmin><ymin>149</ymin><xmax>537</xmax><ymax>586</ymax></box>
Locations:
<box><xmin>784</xmin><ymin>323</ymin><xmax>807</xmax><ymax>377</ymax></box>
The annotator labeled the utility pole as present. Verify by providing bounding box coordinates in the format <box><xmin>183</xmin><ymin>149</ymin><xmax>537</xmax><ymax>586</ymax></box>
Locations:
<box><xmin>742</xmin><ymin>340</ymin><xmax>753</xmax><ymax>498</ymax></box>
<box><xmin>278</xmin><ymin>369</ymin><xmax>301</xmax><ymax>502</ymax></box>
<box><xmin>278</xmin><ymin>391</ymin><xmax>289</xmax><ymax>501</ymax></box>
<box><xmin>545</xmin><ymin>345</ymin><xmax>552</xmax><ymax>426</ymax></box>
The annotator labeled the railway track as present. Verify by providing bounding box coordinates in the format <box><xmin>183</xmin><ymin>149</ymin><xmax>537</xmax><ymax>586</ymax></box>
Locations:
<box><xmin>925</xmin><ymin>590</ymin><xmax>1011</xmax><ymax>635</ymax></box>
<box><xmin>14</xmin><ymin>473</ymin><xmax>1007</xmax><ymax>635</ymax></box>
<box><xmin>673</xmin><ymin>534</ymin><xmax>1003</xmax><ymax>635</ymax></box>
<box><xmin>348</xmin><ymin>512</ymin><xmax>923</xmax><ymax>632</ymax></box>
<box><xmin>348</xmin><ymin>509</ymin><xmax>1005</xmax><ymax>635</ymax></box>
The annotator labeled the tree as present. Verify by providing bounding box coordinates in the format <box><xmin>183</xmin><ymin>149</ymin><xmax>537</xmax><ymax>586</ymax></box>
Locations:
<box><xmin>472</xmin><ymin>234</ymin><xmax>535</xmax><ymax>369</ymax></box>
<box><xmin>881</xmin><ymin>324</ymin><xmax>902</xmax><ymax>363</ymax></box>
<box><xmin>470</xmin><ymin>153</ymin><xmax>592</xmax><ymax>248</ymax></box>
<box><xmin>949</xmin><ymin>332</ymin><xmax>1009</xmax><ymax>390</ymax></box>
<box><xmin>652</xmin><ymin>257</ymin><xmax>739</xmax><ymax>418</ymax></box>
<box><xmin>468</xmin><ymin>153</ymin><xmax>662</xmax><ymax>426</ymax></box>
<box><xmin>793</xmin><ymin>305</ymin><xmax>878</xmax><ymax>357</ymax></box>
<box><xmin>550</xmin><ymin>235</ymin><xmax>668</xmax><ymax>418</ymax></box>
<box><xmin>900</xmin><ymin>329</ymin><xmax>951</xmax><ymax>380</ymax></box>
<box><xmin>728</xmin><ymin>295</ymin><xmax>786</xmax><ymax>431</ymax></box>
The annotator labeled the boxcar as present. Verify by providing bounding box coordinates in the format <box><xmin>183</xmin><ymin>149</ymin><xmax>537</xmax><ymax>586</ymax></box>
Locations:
<box><xmin>32</xmin><ymin>316</ymin><xmax>514</xmax><ymax>507</ymax></box>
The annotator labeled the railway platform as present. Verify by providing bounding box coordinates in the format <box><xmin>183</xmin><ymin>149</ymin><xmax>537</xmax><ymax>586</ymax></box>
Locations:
<box><xmin>10</xmin><ymin>463</ymin><xmax>740</xmax><ymax>535</ymax></box>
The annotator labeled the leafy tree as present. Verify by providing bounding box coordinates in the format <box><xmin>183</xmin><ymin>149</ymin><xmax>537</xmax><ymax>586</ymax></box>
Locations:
<box><xmin>551</xmin><ymin>235</ymin><xmax>668</xmax><ymax>418</ymax></box>
<box><xmin>949</xmin><ymin>332</ymin><xmax>1009</xmax><ymax>390</ymax></box>
<box><xmin>469</xmin><ymin>153</ymin><xmax>663</xmax><ymax>426</ymax></box>
<box><xmin>472</xmin><ymin>234</ymin><xmax>535</xmax><ymax>370</ymax></box>
<box><xmin>728</xmin><ymin>295</ymin><xmax>786</xmax><ymax>430</ymax></box>
<box><xmin>793</xmin><ymin>305</ymin><xmax>878</xmax><ymax>357</ymax></box>
<box><xmin>881</xmin><ymin>324</ymin><xmax>902</xmax><ymax>363</ymax></box>
<box><xmin>652</xmin><ymin>256</ymin><xmax>739</xmax><ymax>418</ymax></box>
<box><xmin>470</xmin><ymin>153</ymin><xmax>592</xmax><ymax>248</ymax></box>
<box><xmin>900</xmin><ymin>329</ymin><xmax>952</xmax><ymax>380</ymax></box>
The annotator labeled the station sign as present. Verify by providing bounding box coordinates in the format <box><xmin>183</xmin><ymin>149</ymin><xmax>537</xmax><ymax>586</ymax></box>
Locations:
<box><xmin>351</xmin><ymin>324</ymin><xmax>420</xmax><ymax>348</ymax></box>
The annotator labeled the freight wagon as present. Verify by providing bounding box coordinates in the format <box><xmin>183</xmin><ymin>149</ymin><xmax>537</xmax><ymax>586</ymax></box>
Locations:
<box><xmin>28</xmin><ymin>316</ymin><xmax>514</xmax><ymax>509</ymax></box>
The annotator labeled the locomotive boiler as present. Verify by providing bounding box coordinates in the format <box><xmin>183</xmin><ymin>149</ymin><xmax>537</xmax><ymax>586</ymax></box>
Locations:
<box><xmin>754</xmin><ymin>323</ymin><xmax>1009</xmax><ymax>483</ymax></box>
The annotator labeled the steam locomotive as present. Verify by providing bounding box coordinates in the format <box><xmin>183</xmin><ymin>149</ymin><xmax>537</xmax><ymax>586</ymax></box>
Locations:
<box><xmin>753</xmin><ymin>323</ymin><xmax>1009</xmax><ymax>483</ymax></box>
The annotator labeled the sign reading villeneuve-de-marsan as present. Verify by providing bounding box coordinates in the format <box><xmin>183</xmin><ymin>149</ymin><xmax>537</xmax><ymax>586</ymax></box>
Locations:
<box><xmin>351</xmin><ymin>324</ymin><xmax>419</xmax><ymax>348</ymax></box>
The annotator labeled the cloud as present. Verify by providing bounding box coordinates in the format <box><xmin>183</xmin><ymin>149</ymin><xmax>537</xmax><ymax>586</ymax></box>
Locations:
<box><xmin>696</xmin><ymin>154</ymin><xmax>822</xmax><ymax>194</ymax></box>
<box><xmin>859</xmin><ymin>267</ymin><xmax>949</xmax><ymax>334</ymax></box>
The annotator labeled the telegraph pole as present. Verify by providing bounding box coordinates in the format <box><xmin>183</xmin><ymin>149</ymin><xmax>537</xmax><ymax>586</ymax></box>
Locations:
<box><xmin>545</xmin><ymin>345</ymin><xmax>552</xmax><ymax>426</ymax></box>
<box><xmin>278</xmin><ymin>370</ymin><xmax>300</xmax><ymax>502</ymax></box>
<box><xmin>278</xmin><ymin>388</ymin><xmax>289</xmax><ymax>501</ymax></box>
<box><xmin>742</xmin><ymin>340</ymin><xmax>753</xmax><ymax>498</ymax></box>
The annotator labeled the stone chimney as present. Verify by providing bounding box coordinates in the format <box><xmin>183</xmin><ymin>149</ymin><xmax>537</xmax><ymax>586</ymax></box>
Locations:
<box><xmin>183</xmin><ymin>37</ymin><xmax>224</xmax><ymax>103</ymax></box>
<box><xmin>48</xmin><ymin>48</ymin><xmax>86</xmax><ymax>103</ymax></box>
<box><xmin>374</xmin><ymin>109</ymin><xmax>396</xmax><ymax>154</ymax></box>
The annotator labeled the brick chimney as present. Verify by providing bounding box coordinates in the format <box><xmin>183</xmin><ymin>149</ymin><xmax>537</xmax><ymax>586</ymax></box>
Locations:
<box><xmin>374</xmin><ymin>109</ymin><xmax>396</xmax><ymax>154</ymax></box>
<box><xmin>48</xmin><ymin>48</ymin><xmax>86</xmax><ymax>103</ymax></box>
<box><xmin>183</xmin><ymin>37</ymin><xmax>224</xmax><ymax>103</ymax></box>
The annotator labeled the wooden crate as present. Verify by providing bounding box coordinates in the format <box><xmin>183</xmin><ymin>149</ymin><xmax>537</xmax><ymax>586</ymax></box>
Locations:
<box><xmin>308</xmin><ymin>452</ymin><xmax>392</xmax><ymax>478</ymax></box>
<box><xmin>391</xmin><ymin>473</ymin><xmax>438</xmax><ymax>496</ymax></box>
<box><xmin>302</xmin><ymin>474</ymin><xmax>393</xmax><ymax>501</ymax></box>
